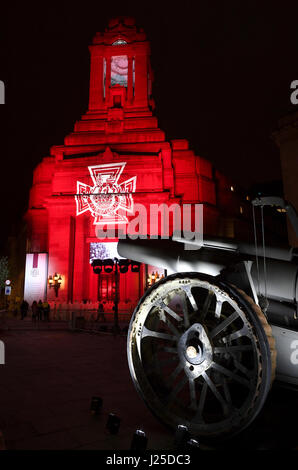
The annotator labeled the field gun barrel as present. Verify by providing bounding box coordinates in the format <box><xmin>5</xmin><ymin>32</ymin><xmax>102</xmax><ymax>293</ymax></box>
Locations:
<box><xmin>118</xmin><ymin>236</ymin><xmax>298</xmax><ymax>304</ymax></box>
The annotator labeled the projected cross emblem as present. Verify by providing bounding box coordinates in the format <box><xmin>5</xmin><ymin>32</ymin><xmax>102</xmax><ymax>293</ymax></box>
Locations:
<box><xmin>75</xmin><ymin>162</ymin><xmax>137</xmax><ymax>225</ymax></box>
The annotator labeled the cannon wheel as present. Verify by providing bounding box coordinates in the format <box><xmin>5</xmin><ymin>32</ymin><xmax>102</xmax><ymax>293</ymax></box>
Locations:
<box><xmin>127</xmin><ymin>272</ymin><xmax>276</xmax><ymax>441</ymax></box>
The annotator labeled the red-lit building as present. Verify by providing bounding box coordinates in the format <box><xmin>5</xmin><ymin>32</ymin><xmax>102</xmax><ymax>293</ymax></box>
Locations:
<box><xmin>24</xmin><ymin>17</ymin><xmax>241</xmax><ymax>314</ymax></box>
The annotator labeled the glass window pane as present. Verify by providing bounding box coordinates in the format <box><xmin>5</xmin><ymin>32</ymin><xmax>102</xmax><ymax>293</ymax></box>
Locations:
<box><xmin>111</xmin><ymin>55</ymin><xmax>128</xmax><ymax>87</ymax></box>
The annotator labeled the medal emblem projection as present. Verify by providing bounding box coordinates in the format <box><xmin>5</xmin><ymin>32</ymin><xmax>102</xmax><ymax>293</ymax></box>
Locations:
<box><xmin>75</xmin><ymin>162</ymin><xmax>137</xmax><ymax>225</ymax></box>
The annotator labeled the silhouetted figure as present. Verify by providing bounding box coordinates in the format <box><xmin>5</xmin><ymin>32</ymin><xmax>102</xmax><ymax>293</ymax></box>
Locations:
<box><xmin>42</xmin><ymin>301</ymin><xmax>50</xmax><ymax>321</ymax></box>
<box><xmin>37</xmin><ymin>300</ymin><xmax>43</xmax><ymax>321</ymax></box>
<box><xmin>31</xmin><ymin>301</ymin><xmax>38</xmax><ymax>322</ymax></box>
<box><xmin>20</xmin><ymin>300</ymin><xmax>29</xmax><ymax>320</ymax></box>
<box><xmin>96</xmin><ymin>302</ymin><xmax>106</xmax><ymax>322</ymax></box>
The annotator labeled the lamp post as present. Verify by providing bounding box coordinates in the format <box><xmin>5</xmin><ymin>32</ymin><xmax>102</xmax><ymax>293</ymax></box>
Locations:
<box><xmin>91</xmin><ymin>258</ymin><xmax>140</xmax><ymax>334</ymax></box>
<box><xmin>48</xmin><ymin>273</ymin><xmax>62</xmax><ymax>297</ymax></box>
<box><xmin>113</xmin><ymin>259</ymin><xmax>120</xmax><ymax>334</ymax></box>
<box><xmin>106</xmin><ymin>258</ymin><xmax>123</xmax><ymax>334</ymax></box>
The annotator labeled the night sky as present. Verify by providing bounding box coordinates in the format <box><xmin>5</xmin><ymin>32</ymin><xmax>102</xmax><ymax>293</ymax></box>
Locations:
<box><xmin>1</xmin><ymin>1</ymin><xmax>298</xmax><ymax>251</ymax></box>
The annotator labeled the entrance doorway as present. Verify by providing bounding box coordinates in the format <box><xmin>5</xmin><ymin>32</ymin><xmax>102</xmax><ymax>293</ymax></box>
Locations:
<box><xmin>98</xmin><ymin>273</ymin><xmax>116</xmax><ymax>301</ymax></box>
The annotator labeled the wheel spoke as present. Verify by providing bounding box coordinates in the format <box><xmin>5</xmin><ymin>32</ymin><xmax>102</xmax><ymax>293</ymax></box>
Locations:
<box><xmin>214</xmin><ymin>299</ymin><xmax>223</xmax><ymax>319</ymax></box>
<box><xmin>231</xmin><ymin>356</ymin><xmax>254</xmax><ymax>378</ymax></box>
<box><xmin>221</xmin><ymin>326</ymin><xmax>248</xmax><ymax>343</ymax></box>
<box><xmin>214</xmin><ymin>345</ymin><xmax>253</xmax><ymax>354</ymax></box>
<box><xmin>159</xmin><ymin>301</ymin><xmax>182</xmax><ymax>323</ymax></box>
<box><xmin>200</xmin><ymin>290</ymin><xmax>213</xmax><ymax>321</ymax></box>
<box><xmin>209</xmin><ymin>311</ymin><xmax>239</xmax><ymax>339</ymax></box>
<box><xmin>222</xmin><ymin>378</ymin><xmax>232</xmax><ymax>406</ymax></box>
<box><xmin>210</xmin><ymin>362</ymin><xmax>250</xmax><ymax>388</ymax></box>
<box><xmin>182</xmin><ymin>285</ymin><xmax>198</xmax><ymax>313</ymax></box>
<box><xmin>181</xmin><ymin>292</ymin><xmax>190</xmax><ymax>328</ymax></box>
<box><xmin>158</xmin><ymin>309</ymin><xmax>181</xmax><ymax>337</ymax></box>
<box><xmin>202</xmin><ymin>371</ymin><xmax>230</xmax><ymax>416</ymax></box>
<box><xmin>194</xmin><ymin>381</ymin><xmax>208</xmax><ymax>422</ymax></box>
<box><xmin>142</xmin><ymin>326</ymin><xmax>177</xmax><ymax>342</ymax></box>
<box><xmin>169</xmin><ymin>362</ymin><xmax>184</xmax><ymax>384</ymax></box>
<box><xmin>189</xmin><ymin>378</ymin><xmax>197</xmax><ymax>410</ymax></box>
<box><xmin>167</xmin><ymin>374</ymin><xmax>189</xmax><ymax>404</ymax></box>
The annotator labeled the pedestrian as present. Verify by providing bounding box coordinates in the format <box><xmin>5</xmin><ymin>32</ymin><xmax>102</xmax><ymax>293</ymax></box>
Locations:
<box><xmin>37</xmin><ymin>300</ymin><xmax>43</xmax><ymax>321</ymax></box>
<box><xmin>96</xmin><ymin>302</ymin><xmax>106</xmax><ymax>322</ymax></box>
<box><xmin>31</xmin><ymin>301</ymin><xmax>38</xmax><ymax>322</ymax></box>
<box><xmin>42</xmin><ymin>300</ymin><xmax>50</xmax><ymax>321</ymax></box>
<box><xmin>20</xmin><ymin>300</ymin><xmax>29</xmax><ymax>320</ymax></box>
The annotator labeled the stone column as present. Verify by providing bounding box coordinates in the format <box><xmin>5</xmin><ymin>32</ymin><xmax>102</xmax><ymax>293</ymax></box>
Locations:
<box><xmin>134</xmin><ymin>53</ymin><xmax>148</xmax><ymax>108</ymax></box>
<box><xmin>127</xmin><ymin>55</ymin><xmax>133</xmax><ymax>103</ymax></box>
<box><xmin>72</xmin><ymin>216</ymin><xmax>85</xmax><ymax>302</ymax></box>
<box><xmin>105</xmin><ymin>56</ymin><xmax>111</xmax><ymax>104</ymax></box>
<box><xmin>88</xmin><ymin>48</ymin><xmax>104</xmax><ymax>110</ymax></box>
<box><xmin>47</xmin><ymin>203</ymin><xmax>72</xmax><ymax>303</ymax></box>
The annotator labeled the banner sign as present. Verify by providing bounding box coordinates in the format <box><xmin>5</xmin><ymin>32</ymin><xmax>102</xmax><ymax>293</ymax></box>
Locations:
<box><xmin>24</xmin><ymin>253</ymin><xmax>48</xmax><ymax>305</ymax></box>
<box><xmin>4</xmin><ymin>286</ymin><xmax>11</xmax><ymax>295</ymax></box>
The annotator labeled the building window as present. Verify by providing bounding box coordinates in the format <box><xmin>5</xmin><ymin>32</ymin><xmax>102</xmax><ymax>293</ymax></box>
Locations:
<box><xmin>103</xmin><ymin>58</ymin><xmax>106</xmax><ymax>98</ymax></box>
<box><xmin>111</xmin><ymin>55</ymin><xmax>128</xmax><ymax>87</ymax></box>
<box><xmin>133</xmin><ymin>57</ymin><xmax>135</xmax><ymax>96</ymax></box>
<box><xmin>113</xmin><ymin>95</ymin><xmax>122</xmax><ymax>108</ymax></box>
<box><xmin>98</xmin><ymin>273</ymin><xmax>116</xmax><ymax>301</ymax></box>
<box><xmin>112</xmin><ymin>39</ymin><xmax>127</xmax><ymax>45</ymax></box>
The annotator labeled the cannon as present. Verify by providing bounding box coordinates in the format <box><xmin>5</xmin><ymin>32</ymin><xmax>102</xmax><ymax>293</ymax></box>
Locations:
<box><xmin>117</xmin><ymin>197</ymin><xmax>298</xmax><ymax>440</ymax></box>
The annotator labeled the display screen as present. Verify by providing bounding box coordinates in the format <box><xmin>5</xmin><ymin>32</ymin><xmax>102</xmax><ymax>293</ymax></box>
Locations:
<box><xmin>111</xmin><ymin>55</ymin><xmax>128</xmax><ymax>86</ymax></box>
<box><xmin>89</xmin><ymin>242</ymin><xmax>124</xmax><ymax>263</ymax></box>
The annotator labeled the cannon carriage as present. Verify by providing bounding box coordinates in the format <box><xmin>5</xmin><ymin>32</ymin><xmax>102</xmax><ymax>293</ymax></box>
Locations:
<box><xmin>118</xmin><ymin>197</ymin><xmax>298</xmax><ymax>440</ymax></box>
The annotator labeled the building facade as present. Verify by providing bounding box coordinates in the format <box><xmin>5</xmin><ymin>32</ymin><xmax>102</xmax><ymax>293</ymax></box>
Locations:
<box><xmin>24</xmin><ymin>17</ymin><xmax>240</xmax><ymax>314</ymax></box>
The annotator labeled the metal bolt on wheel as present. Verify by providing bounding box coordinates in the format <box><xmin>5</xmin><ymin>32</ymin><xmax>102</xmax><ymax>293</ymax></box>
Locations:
<box><xmin>127</xmin><ymin>273</ymin><xmax>276</xmax><ymax>440</ymax></box>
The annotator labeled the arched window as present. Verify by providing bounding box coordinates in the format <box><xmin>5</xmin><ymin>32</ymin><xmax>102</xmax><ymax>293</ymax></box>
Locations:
<box><xmin>112</xmin><ymin>39</ymin><xmax>127</xmax><ymax>46</ymax></box>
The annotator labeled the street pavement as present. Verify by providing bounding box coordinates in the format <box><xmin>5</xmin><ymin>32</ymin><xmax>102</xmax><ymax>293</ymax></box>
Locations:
<box><xmin>0</xmin><ymin>321</ymin><xmax>298</xmax><ymax>451</ymax></box>
<box><xmin>0</xmin><ymin>324</ymin><xmax>174</xmax><ymax>450</ymax></box>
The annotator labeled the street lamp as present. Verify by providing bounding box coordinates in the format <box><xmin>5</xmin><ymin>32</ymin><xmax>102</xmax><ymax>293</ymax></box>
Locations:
<box><xmin>48</xmin><ymin>273</ymin><xmax>62</xmax><ymax>297</ymax></box>
<box><xmin>91</xmin><ymin>258</ymin><xmax>140</xmax><ymax>333</ymax></box>
<box><xmin>147</xmin><ymin>271</ymin><xmax>164</xmax><ymax>288</ymax></box>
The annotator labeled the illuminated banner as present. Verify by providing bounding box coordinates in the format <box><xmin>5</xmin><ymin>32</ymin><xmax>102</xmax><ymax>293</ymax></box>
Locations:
<box><xmin>24</xmin><ymin>253</ymin><xmax>48</xmax><ymax>305</ymax></box>
<box><xmin>75</xmin><ymin>161</ymin><xmax>137</xmax><ymax>225</ymax></box>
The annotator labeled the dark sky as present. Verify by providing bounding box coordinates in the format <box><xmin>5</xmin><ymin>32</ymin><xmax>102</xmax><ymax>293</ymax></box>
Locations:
<box><xmin>0</xmin><ymin>0</ymin><xmax>298</xmax><ymax>250</ymax></box>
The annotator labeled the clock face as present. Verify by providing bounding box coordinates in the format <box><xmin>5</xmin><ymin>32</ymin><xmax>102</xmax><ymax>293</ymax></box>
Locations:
<box><xmin>111</xmin><ymin>55</ymin><xmax>128</xmax><ymax>86</ymax></box>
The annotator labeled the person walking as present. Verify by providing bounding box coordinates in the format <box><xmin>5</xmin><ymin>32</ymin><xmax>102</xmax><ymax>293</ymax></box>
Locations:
<box><xmin>31</xmin><ymin>300</ymin><xmax>38</xmax><ymax>322</ymax></box>
<box><xmin>96</xmin><ymin>302</ymin><xmax>106</xmax><ymax>322</ymax></box>
<box><xmin>37</xmin><ymin>300</ymin><xmax>43</xmax><ymax>321</ymax></box>
<box><xmin>42</xmin><ymin>300</ymin><xmax>50</xmax><ymax>321</ymax></box>
<box><xmin>20</xmin><ymin>300</ymin><xmax>29</xmax><ymax>320</ymax></box>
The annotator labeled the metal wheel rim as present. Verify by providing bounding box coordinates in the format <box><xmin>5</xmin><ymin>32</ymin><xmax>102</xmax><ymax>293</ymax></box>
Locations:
<box><xmin>127</xmin><ymin>273</ymin><xmax>271</xmax><ymax>439</ymax></box>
